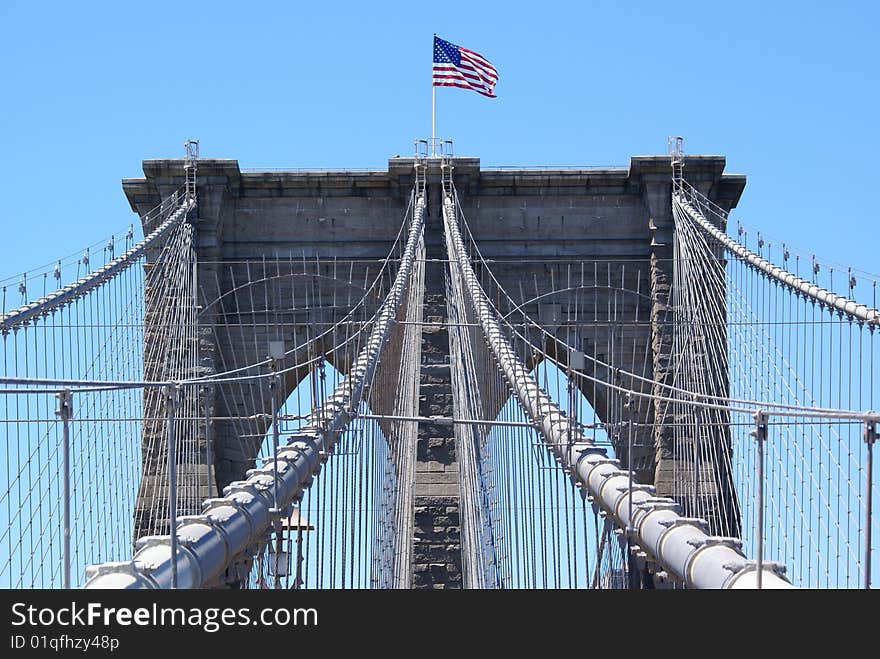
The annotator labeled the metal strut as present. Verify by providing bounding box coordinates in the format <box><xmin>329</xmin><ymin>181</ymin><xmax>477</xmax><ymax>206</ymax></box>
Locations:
<box><xmin>442</xmin><ymin>191</ymin><xmax>793</xmax><ymax>589</ymax></box>
<box><xmin>184</xmin><ymin>139</ymin><xmax>199</xmax><ymax>206</ymax></box>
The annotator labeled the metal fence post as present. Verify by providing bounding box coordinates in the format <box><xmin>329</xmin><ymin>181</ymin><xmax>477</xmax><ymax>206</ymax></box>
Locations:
<box><xmin>267</xmin><ymin>346</ymin><xmax>284</xmax><ymax>589</ymax></box>
<box><xmin>201</xmin><ymin>386</ymin><xmax>213</xmax><ymax>498</ymax></box>
<box><xmin>750</xmin><ymin>409</ymin><xmax>769</xmax><ymax>589</ymax></box>
<box><xmin>624</xmin><ymin>393</ymin><xmax>638</xmax><ymax>589</ymax></box>
<box><xmin>55</xmin><ymin>389</ymin><xmax>72</xmax><ymax>589</ymax></box>
<box><xmin>164</xmin><ymin>384</ymin><xmax>180</xmax><ymax>588</ymax></box>
<box><xmin>865</xmin><ymin>416</ymin><xmax>877</xmax><ymax>590</ymax></box>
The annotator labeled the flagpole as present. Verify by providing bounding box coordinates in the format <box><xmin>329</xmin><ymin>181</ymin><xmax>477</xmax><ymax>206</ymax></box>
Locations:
<box><xmin>431</xmin><ymin>34</ymin><xmax>437</xmax><ymax>157</ymax></box>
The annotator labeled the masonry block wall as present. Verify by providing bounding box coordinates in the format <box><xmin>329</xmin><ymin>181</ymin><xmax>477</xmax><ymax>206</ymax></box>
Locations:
<box><xmin>411</xmin><ymin>175</ymin><xmax>462</xmax><ymax>588</ymax></box>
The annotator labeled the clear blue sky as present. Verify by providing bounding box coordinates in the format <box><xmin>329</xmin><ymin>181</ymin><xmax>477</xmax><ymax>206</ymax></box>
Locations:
<box><xmin>0</xmin><ymin>0</ymin><xmax>877</xmax><ymax>289</ymax></box>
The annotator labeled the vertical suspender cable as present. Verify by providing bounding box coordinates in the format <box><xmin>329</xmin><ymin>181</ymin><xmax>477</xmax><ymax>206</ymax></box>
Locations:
<box><xmin>83</xmin><ymin>190</ymin><xmax>426</xmax><ymax>588</ymax></box>
<box><xmin>443</xmin><ymin>190</ymin><xmax>792</xmax><ymax>589</ymax></box>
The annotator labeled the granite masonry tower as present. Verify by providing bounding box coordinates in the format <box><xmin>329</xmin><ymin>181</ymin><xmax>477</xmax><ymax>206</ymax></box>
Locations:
<box><xmin>123</xmin><ymin>152</ymin><xmax>745</xmax><ymax>588</ymax></box>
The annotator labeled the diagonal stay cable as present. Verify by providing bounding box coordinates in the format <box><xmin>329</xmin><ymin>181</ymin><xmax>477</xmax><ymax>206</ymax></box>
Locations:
<box><xmin>81</xmin><ymin>189</ymin><xmax>426</xmax><ymax>589</ymax></box>
<box><xmin>442</xmin><ymin>190</ymin><xmax>793</xmax><ymax>589</ymax></box>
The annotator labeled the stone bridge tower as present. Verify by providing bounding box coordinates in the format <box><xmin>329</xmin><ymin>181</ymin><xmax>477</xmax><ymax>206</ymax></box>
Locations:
<box><xmin>122</xmin><ymin>153</ymin><xmax>745</xmax><ymax>587</ymax></box>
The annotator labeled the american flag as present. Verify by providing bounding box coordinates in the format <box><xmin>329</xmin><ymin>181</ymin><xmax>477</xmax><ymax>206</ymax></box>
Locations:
<box><xmin>432</xmin><ymin>35</ymin><xmax>499</xmax><ymax>98</ymax></box>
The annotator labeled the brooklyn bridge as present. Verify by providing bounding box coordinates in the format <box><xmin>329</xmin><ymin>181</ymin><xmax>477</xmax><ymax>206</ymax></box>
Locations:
<box><xmin>1</xmin><ymin>138</ymin><xmax>876</xmax><ymax>589</ymax></box>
